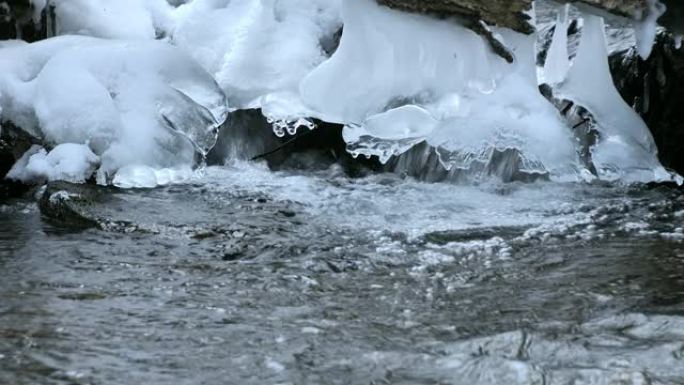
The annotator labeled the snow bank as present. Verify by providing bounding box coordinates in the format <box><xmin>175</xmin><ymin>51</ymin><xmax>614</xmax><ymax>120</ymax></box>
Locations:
<box><xmin>0</xmin><ymin>36</ymin><xmax>229</xmax><ymax>183</ymax></box>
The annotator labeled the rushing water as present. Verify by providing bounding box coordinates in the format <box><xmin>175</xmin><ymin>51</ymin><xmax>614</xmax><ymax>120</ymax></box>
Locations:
<box><xmin>1</xmin><ymin>163</ymin><xmax>684</xmax><ymax>385</ymax></box>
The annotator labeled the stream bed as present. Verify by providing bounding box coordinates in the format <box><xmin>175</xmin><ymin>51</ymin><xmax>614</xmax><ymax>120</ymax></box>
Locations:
<box><xmin>1</xmin><ymin>163</ymin><xmax>684</xmax><ymax>385</ymax></box>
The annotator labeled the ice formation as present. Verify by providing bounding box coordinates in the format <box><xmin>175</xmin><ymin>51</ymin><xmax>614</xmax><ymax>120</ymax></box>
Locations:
<box><xmin>170</xmin><ymin>0</ymin><xmax>342</xmax><ymax>120</ymax></box>
<box><xmin>0</xmin><ymin>36</ymin><xmax>228</xmax><ymax>183</ymax></box>
<box><xmin>0</xmin><ymin>0</ymin><xmax>674</xmax><ymax>186</ymax></box>
<box><xmin>112</xmin><ymin>165</ymin><xmax>194</xmax><ymax>189</ymax></box>
<box><xmin>29</xmin><ymin>0</ymin><xmax>342</xmax><ymax>126</ymax></box>
<box><xmin>553</xmin><ymin>13</ymin><xmax>668</xmax><ymax>181</ymax></box>
<box><xmin>303</xmin><ymin>0</ymin><xmax>671</xmax><ymax>181</ymax></box>
<box><xmin>7</xmin><ymin>143</ymin><xmax>99</xmax><ymax>183</ymax></box>
<box><xmin>542</xmin><ymin>4</ymin><xmax>570</xmax><ymax>84</ymax></box>
<box><xmin>633</xmin><ymin>0</ymin><xmax>666</xmax><ymax>59</ymax></box>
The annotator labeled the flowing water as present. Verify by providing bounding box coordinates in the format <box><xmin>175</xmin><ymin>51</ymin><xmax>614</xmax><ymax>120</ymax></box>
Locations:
<box><xmin>1</xmin><ymin>163</ymin><xmax>684</xmax><ymax>385</ymax></box>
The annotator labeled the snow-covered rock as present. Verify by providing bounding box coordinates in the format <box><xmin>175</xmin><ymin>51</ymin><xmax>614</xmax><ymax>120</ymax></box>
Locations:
<box><xmin>7</xmin><ymin>143</ymin><xmax>99</xmax><ymax>183</ymax></box>
<box><xmin>0</xmin><ymin>36</ymin><xmax>229</xmax><ymax>183</ymax></box>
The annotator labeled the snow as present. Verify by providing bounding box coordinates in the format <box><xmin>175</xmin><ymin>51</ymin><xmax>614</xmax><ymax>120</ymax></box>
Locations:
<box><xmin>7</xmin><ymin>143</ymin><xmax>99</xmax><ymax>183</ymax></box>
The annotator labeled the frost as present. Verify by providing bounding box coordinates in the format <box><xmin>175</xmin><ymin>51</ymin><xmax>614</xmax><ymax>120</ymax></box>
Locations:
<box><xmin>7</xmin><ymin>143</ymin><xmax>99</xmax><ymax>183</ymax></box>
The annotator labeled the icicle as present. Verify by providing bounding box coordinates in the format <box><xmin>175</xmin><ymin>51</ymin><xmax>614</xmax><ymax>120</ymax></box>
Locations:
<box><xmin>634</xmin><ymin>0</ymin><xmax>666</xmax><ymax>59</ymax></box>
<box><xmin>543</xmin><ymin>4</ymin><xmax>570</xmax><ymax>85</ymax></box>
<box><xmin>556</xmin><ymin>13</ymin><xmax>665</xmax><ymax>181</ymax></box>
<box><xmin>30</xmin><ymin>0</ymin><xmax>47</xmax><ymax>23</ymax></box>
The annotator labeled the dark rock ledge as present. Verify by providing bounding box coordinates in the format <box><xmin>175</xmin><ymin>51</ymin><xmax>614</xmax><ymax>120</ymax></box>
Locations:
<box><xmin>377</xmin><ymin>0</ymin><xmax>653</xmax><ymax>35</ymax></box>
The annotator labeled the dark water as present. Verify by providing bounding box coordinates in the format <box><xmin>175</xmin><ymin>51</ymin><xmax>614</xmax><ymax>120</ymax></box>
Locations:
<box><xmin>1</xmin><ymin>166</ymin><xmax>683</xmax><ymax>385</ymax></box>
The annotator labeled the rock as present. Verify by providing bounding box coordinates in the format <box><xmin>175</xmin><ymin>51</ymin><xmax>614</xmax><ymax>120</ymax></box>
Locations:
<box><xmin>609</xmin><ymin>32</ymin><xmax>684</xmax><ymax>174</ymax></box>
<box><xmin>0</xmin><ymin>0</ymin><xmax>49</xmax><ymax>41</ymax></box>
<box><xmin>375</xmin><ymin>0</ymin><xmax>656</xmax><ymax>36</ymax></box>
<box><xmin>377</xmin><ymin>0</ymin><xmax>535</xmax><ymax>34</ymax></box>
<box><xmin>39</xmin><ymin>181</ymin><xmax>105</xmax><ymax>229</ymax></box>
